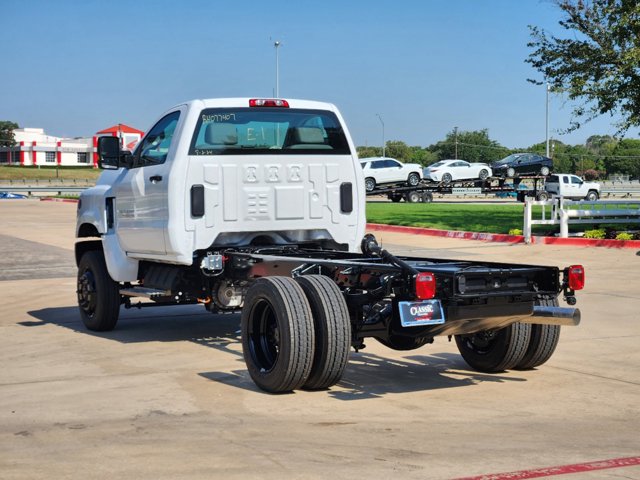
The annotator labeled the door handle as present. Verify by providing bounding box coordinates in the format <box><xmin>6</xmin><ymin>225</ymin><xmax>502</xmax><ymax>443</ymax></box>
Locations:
<box><xmin>149</xmin><ymin>175</ymin><xmax>163</xmax><ymax>183</ymax></box>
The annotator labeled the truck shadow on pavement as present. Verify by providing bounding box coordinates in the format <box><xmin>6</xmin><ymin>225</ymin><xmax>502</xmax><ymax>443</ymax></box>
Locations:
<box><xmin>26</xmin><ymin>305</ymin><xmax>527</xmax><ymax>398</ymax></box>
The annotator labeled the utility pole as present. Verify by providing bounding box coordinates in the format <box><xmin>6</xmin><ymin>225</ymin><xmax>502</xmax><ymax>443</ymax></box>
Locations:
<box><xmin>454</xmin><ymin>126</ymin><xmax>458</xmax><ymax>159</ymax></box>
<box><xmin>274</xmin><ymin>40</ymin><xmax>281</xmax><ymax>97</ymax></box>
<box><xmin>545</xmin><ymin>82</ymin><xmax>550</xmax><ymax>157</ymax></box>
<box><xmin>376</xmin><ymin>114</ymin><xmax>385</xmax><ymax>157</ymax></box>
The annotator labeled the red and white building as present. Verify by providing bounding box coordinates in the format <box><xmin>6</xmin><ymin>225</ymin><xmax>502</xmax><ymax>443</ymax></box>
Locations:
<box><xmin>0</xmin><ymin>124</ymin><xmax>144</xmax><ymax>168</ymax></box>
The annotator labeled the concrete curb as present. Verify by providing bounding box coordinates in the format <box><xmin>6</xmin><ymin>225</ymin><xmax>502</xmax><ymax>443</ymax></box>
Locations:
<box><xmin>366</xmin><ymin>223</ymin><xmax>640</xmax><ymax>249</ymax></box>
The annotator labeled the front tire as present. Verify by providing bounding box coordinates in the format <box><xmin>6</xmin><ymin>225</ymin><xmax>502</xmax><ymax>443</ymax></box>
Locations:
<box><xmin>507</xmin><ymin>167</ymin><xmax>516</xmax><ymax>178</ymax></box>
<box><xmin>479</xmin><ymin>169</ymin><xmax>489</xmax><ymax>180</ymax></box>
<box><xmin>407</xmin><ymin>172</ymin><xmax>420</xmax><ymax>186</ymax></box>
<box><xmin>515</xmin><ymin>298</ymin><xmax>561</xmax><ymax>370</ymax></box>
<box><xmin>77</xmin><ymin>250</ymin><xmax>121</xmax><ymax>331</ymax></box>
<box><xmin>455</xmin><ymin>322</ymin><xmax>531</xmax><ymax>373</ymax></box>
<box><xmin>295</xmin><ymin>276</ymin><xmax>351</xmax><ymax>390</ymax></box>
<box><xmin>540</xmin><ymin>166</ymin><xmax>550</xmax><ymax>176</ymax></box>
<box><xmin>241</xmin><ymin>277</ymin><xmax>315</xmax><ymax>393</ymax></box>
<box><xmin>586</xmin><ymin>190</ymin><xmax>599</xmax><ymax>201</ymax></box>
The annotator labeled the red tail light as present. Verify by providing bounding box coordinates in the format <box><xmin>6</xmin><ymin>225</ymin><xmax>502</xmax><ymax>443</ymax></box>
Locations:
<box><xmin>568</xmin><ymin>265</ymin><xmax>585</xmax><ymax>290</ymax></box>
<box><xmin>249</xmin><ymin>99</ymin><xmax>289</xmax><ymax>108</ymax></box>
<box><xmin>415</xmin><ymin>272</ymin><xmax>436</xmax><ymax>299</ymax></box>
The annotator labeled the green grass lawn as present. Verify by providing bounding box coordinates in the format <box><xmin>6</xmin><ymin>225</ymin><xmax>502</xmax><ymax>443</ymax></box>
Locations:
<box><xmin>365</xmin><ymin>202</ymin><xmax>632</xmax><ymax>235</ymax></box>
<box><xmin>0</xmin><ymin>165</ymin><xmax>101</xmax><ymax>181</ymax></box>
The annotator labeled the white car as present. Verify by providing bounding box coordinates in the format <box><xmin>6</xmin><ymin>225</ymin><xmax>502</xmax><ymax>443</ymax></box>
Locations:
<box><xmin>424</xmin><ymin>159</ymin><xmax>492</xmax><ymax>184</ymax></box>
<box><xmin>359</xmin><ymin>157</ymin><xmax>423</xmax><ymax>192</ymax></box>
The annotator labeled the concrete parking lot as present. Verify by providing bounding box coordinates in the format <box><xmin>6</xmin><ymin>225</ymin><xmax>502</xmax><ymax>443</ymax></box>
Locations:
<box><xmin>1</xmin><ymin>199</ymin><xmax>638</xmax><ymax>479</ymax></box>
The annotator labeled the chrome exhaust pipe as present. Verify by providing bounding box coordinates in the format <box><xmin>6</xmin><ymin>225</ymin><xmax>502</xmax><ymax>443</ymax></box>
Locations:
<box><xmin>521</xmin><ymin>306</ymin><xmax>581</xmax><ymax>326</ymax></box>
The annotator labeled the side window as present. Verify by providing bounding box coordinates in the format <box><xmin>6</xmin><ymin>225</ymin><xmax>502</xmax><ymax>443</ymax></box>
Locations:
<box><xmin>371</xmin><ymin>161</ymin><xmax>384</xmax><ymax>169</ymax></box>
<box><xmin>386</xmin><ymin>160</ymin><xmax>401</xmax><ymax>168</ymax></box>
<box><xmin>563</xmin><ymin>176</ymin><xmax>569</xmax><ymax>184</ymax></box>
<box><xmin>136</xmin><ymin>111</ymin><xmax>181</xmax><ymax>166</ymax></box>
<box><xmin>571</xmin><ymin>176</ymin><xmax>582</xmax><ymax>184</ymax></box>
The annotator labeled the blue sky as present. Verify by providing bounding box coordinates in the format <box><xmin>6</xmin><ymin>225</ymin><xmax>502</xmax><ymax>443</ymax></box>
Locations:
<box><xmin>1</xmin><ymin>0</ymin><xmax>631</xmax><ymax>149</ymax></box>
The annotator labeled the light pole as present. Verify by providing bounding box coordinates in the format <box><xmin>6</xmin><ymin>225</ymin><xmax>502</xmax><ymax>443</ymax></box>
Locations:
<box><xmin>376</xmin><ymin>113</ymin><xmax>385</xmax><ymax>157</ymax></box>
<box><xmin>454</xmin><ymin>126</ymin><xmax>458</xmax><ymax>159</ymax></box>
<box><xmin>274</xmin><ymin>40</ymin><xmax>281</xmax><ymax>97</ymax></box>
<box><xmin>545</xmin><ymin>82</ymin><xmax>550</xmax><ymax>157</ymax></box>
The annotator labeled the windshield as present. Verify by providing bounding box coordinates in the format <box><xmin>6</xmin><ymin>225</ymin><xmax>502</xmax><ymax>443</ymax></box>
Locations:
<box><xmin>189</xmin><ymin>108</ymin><xmax>350</xmax><ymax>155</ymax></box>
<box><xmin>494</xmin><ymin>154</ymin><xmax>524</xmax><ymax>165</ymax></box>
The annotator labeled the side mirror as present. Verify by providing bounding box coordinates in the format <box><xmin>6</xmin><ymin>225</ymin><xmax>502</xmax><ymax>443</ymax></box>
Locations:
<box><xmin>97</xmin><ymin>136</ymin><xmax>121</xmax><ymax>169</ymax></box>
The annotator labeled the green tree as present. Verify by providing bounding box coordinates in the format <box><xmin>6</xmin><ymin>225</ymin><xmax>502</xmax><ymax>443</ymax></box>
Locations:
<box><xmin>429</xmin><ymin>129</ymin><xmax>509</xmax><ymax>163</ymax></box>
<box><xmin>607</xmin><ymin>139</ymin><xmax>640</xmax><ymax>178</ymax></box>
<box><xmin>527</xmin><ymin>1</ymin><xmax>640</xmax><ymax>134</ymax></box>
<box><xmin>356</xmin><ymin>146</ymin><xmax>382</xmax><ymax>159</ymax></box>
<box><xmin>0</xmin><ymin>121</ymin><xmax>19</xmax><ymax>147</ymax></box>
<box><xmin>384</xmin><ymin>140</ymin><xmax>412</xmax><ymax>162</ymax></box>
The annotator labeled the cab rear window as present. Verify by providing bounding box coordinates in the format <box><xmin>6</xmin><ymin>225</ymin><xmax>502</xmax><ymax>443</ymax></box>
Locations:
<box><xmin>189</xmin><ymin>108</ymin><xmax>351</xmax><ymax>155</ymax></box>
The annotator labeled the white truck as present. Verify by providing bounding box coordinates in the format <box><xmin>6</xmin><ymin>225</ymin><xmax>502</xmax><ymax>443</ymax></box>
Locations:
<box><xmin>76</xmin><ymin>97</ymin><xmax>585</xmax><ymax>393</ymax></box>
<box><xmin>541</xmin><ymin>174</ymin><xmax>601</xmax><ymax>201</ymax></box>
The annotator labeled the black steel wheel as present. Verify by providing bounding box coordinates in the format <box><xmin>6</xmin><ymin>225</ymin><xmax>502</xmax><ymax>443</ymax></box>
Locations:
<box><xmin>365</xmin><ymin>177</ymin><xmax>376</xmax><ymax>192</ymax></box>
<box><xmin>515</xmin><ymin>298</ymin><xmax>561</xmax><ymax>370</ymax></box>
<box><xmin>295</xmin><ymin>275</ymin><xmax>351</xmax><ymax>390</ymax></box>
<box><xmin>441</xmin><ymin>173</ymin><xmax>453</xmax><ymax>185</ymax></box>
<box><xmin>77</xmin><ymin>250</ymin><xmax>120</xmax><ymax>331</ymax></box>
<box><xmin>407</xmin><ymin>172</ymin><xmax>420</xmax><ymax>186</ymax></box>
<box><xmin>241</xmin><ymin>277</ymin><xmax>315</xmax><ymax>393</ymax></box>
<box><xmin>455</xmin><ymin>322</ymin><xmax>531</xmax><ymax>373</ymax></box>
<box><xmin>422</xmin><ymin>192</ymin><xmax>433</xmax><ymax>203</ymax></box>
<box><xmin>390</xmin><ymin>194</ymin><xmax>402</xmax><ymax>203</ymax></box>
<box><xmin>479</xmin><ymin>169</ymin><xmax>489</xmax><ymax>180</ymax></box>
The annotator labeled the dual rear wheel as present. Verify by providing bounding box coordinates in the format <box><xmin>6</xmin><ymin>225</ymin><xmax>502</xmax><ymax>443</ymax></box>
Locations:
<box><xmin>454</xmin><ymin>298</ymin><xmax>561</xmax><ymax>372</ymax></box>
<box><xmin>241</xmin><ymin>275</ymin><xmax>351</xmax><ymax>393</ymax></box>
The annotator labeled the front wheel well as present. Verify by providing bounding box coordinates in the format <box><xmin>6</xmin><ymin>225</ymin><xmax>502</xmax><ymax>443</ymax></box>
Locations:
<box><xmin>78</xmin><ymin>223</ymin><xmax>101</xmax><ymax>238</ymax></box>
<box><xmin>75</xmin><ymin>240</ymin><xmax>102</xmax><ymax>267</ymax></box>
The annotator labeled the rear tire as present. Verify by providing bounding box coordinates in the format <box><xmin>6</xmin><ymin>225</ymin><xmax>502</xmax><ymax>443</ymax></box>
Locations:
<box><xmin>295</xmin><ymin>275</ymin><xmax>351</xmax><ymax>390</ymax></box>
<box><xmin>515</xmin><ymin>298</ymin><xmax>561</xmax><ymax>370</ymax></box>
<box><xmin>441</xmin><ymin>173</ymin><xmax>453</xmax><ymax>185</ymax></box>
<box><xmin>455</xmin><ymin>322</ymin><xmax>531</xmax><ymax>373</ymax></box>
<box><xmin>407</xmin><ymin>172</ymin><xmax>420</xmax><ymax>186</ymax></box>
<box><xmin>77</xmin><ymin>250</ymin><xmax>120</xmax><ymax>331</ymax></box>
<box><xmin>241</xmin><ymin>277</ymin><xmax>315</xmax><ymax>393</ymax></box>
<box><xmin>536</xmin><ymin>191</ymin><xmax>550</xmax><ymax>201</ymax></box>
<box><xmin>365</xmin><ymin>177</ymin><xmax>376</xmax><ymax>192</ymax></box>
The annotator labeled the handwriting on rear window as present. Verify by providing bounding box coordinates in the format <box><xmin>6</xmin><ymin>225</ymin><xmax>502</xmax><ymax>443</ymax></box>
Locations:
<box><xmin>202</xmin><ymin>113</ymin><xmax>236</xmax><ymax>122</ymax></box>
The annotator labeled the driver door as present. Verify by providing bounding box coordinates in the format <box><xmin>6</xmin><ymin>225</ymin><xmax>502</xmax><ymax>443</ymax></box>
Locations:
<box><xmin>113</xmin><ymin>110</ymin><xmax>181</xmax><ymax>255</ymax></box>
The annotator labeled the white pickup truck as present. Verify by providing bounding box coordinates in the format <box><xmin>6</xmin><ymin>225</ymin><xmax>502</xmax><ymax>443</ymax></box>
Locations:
<box><xmin>75</xmin><ymin>97</ymin><xmax>584</xmax><ymax>393</ymax></box>
<box><xmin>542</xmin><ymin>174</ymin><xmax>601</xmax><ymax>201</ymax></box>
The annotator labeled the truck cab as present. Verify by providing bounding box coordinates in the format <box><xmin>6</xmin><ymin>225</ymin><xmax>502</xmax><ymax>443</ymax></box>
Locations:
<box><xmin>78</xmin><ymin>98</ymin><xmax>366</xmax><ymax>281</ymax></box>
<box><xmin>544</xmin><ymin>174</ymin><xmax>600</xmax><ymax>201</ymax></box>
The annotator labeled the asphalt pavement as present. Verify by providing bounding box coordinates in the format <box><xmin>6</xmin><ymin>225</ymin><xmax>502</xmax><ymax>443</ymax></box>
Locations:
<box><xmin>1</xmin><ymin>199</ymin><xmax>638</xmax><ymax>480</ymax></box>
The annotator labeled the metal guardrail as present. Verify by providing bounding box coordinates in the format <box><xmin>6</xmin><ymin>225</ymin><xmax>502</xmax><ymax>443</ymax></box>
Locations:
<box><xmin>0</xmin><ymin>186</ymin><xmax>86</xmax><ymax>195</ymax></box>
<box><xmin>523</xmin><ymin>198</ymin><xmax>640</xmax><ymax>242</ymax></box>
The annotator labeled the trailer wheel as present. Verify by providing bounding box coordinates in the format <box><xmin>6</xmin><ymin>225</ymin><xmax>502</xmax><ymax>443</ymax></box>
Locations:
<box><xmin>241</xmin><ymin>277</ymin><xmax>314</xmax><ymax>393</ymax></box>
<box><xmin>479</xmin><ymin>169</ymin><xmax>489</xmax><ymax>180</ymax></box>
<box><xmin>586</xmin><ymin>190</ymin><xmax>599</xmax><ymax>201</ymax></box>
<box><xmin>455</xmin><ymin>322</ymin><xmax>531</xmax><ymax>373</ymax></box>
<box><xmin>295</xmin><ymin>275</ymin><xmax>351</xmax><ymax>390</ymax></box>
<box><xmin>390</xmin><ymin>194</ymin><xmax>402</xmax><ymax>203</ymax></box>
<box><xmin>406</xmin><ymin>190</ymin><xmax>422</xmax><ymax>203</ymax></box>
<box><xmin>515</xmin><ymin>298</ymin><xmax>561</xmax><ymax>370</ymax></box>
<box><xmin>422</xmin><ymin>192</ymin><xmax>433</xmax><ymax>203</ymax></box>
<box><xmin>536</xmin><ymin>191</ymin><xmax>550</xmax><ymax>201</ymax></box>
<box><xmin>365</xmin><ymin>177</ymin><xmax>376</xmax><ymax>192</ymax></box>
<box><xmin>407</xmin><ymin>172</ymin><xmax>420</xmax><ymax>186</ymax></box>
<box><xmin>77</xmin><ymin>250</ymin><xmax>120</xmax><ymax>331</ymax></box>
<box><xmin>441</xmin><ymin>173</ymin><xmax>453</xmax><ymax>185</ymax></box>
